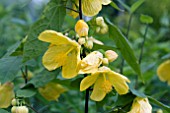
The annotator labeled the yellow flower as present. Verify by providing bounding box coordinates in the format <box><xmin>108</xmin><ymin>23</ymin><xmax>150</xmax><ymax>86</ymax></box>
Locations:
<box><xmin>0</xmin><ymin>82</ymin><xmax>14</xmax><ymax>108</ymax></box>
<box><xmin>78</xmin><ymin>51</ymin><xmax>103</xmax><ymax>74</ymax></box>
<box><xmin>80</xmin><ymin>66</ymin><xmax>130</xmax><ymax>101</ymax></box>
<box><xmin>69</xmin><ymin>0</ymin><xmax>111</xmax><ymax>18</ymax></box>
<box><xmin>82</xmin><ymin>0</ymin><xmax>112</xmax><ymax>17</ymax></box>
<box><xmin>157</xmin><ymin>60</ymin><xmax>170</xmax><ymax>85</ymax></box>
<box><xmin>75</xmin><ymin>20</ymin><xmax>89</xmax><ymax>37</ymax></box>
<box><xmin>38</xmin><ymin>30</ymin><xmax>81</xmax><ymax>79</ymax></box>
<box><xmin>128</xmin><ymin>97</ymin><xmax>152</xmax><ymax>113</ymax></box>
<box><xmin>38</xmin><ymin>81</ymin><xmax>66</xmax><ymax>101</ymax></box>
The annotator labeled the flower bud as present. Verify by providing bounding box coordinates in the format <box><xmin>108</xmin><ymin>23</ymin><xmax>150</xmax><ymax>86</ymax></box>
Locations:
<box><xmin>16</xmin><ymin>106</ymin><xmax>29</xmax><ymax>113</ymax></box>
<box><xmin>96</xmin><ymin>17</ymin><xmax>105</xmax><ymax>26</ymax></box>
<box><xmin>75</xmin><ymin>20</ymin><xmax>89</xmax><ymax>37</ymax></box>
<box><xmin>84</xmin><ymin>39</ymin><xmax>93</xmax><ymax>49</ymax></box>
<box><xmin>105</xmin><ymin>50</ymin><xmax>118</xmax><ymax>62</ymax></box>
<box><xmin>78</xmin><ymin>38</ymin><xmax>86</xmax><ymax>45</ymax></box>
<box><xmin>96</xmin><ymin>27</ymin><xmax>101</xmax><ymax>33</ymax></box>
<box><xmin>11</xmin><ymin>106</ymin><xmax>17</xmax><ymax>113</ymax></box>
<box><xmin>102</xmin><ymin>58</ymin><xmax>109</xmax><ymax>65</ymax></box>
<box><xmin>157</xmin><ymin>109</ymin><xmax>163</xmax><ymax>113</ymax></box>
<box><xmin>11</xmin><ymin>98</ymin><xmax>17</xmax><ymax>106</ymax></box>
<box><xmin>100</xmin><ymin>25</ymin><xmax>108</xmax><ymax>34</ymax></box>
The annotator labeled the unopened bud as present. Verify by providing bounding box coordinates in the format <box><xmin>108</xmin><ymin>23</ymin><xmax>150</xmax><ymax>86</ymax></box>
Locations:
<box><xmin>96</xmin><ymin>27</ymin><xmax>101</xmax><ymax>33</ymax></box>
<box><xmin>16</xmin><ymin>106</ymin><xmax>29</xmax><ymax>113</ymax></box>
<box><xmin>102</xmin><ymin>58</ymin><xmax>109</xmax><ymax>65</ymax></box>
<box><xmin>105</xmin><ymin>50</ymin><xmax>118</xmax><ymax>62</ymax></box>
<box><xmin>11</xmin><ymin>106</ymin><xmax>17</xmax><ymax>113</ymax></box>
<box><xmin>11</xmin><ymin>98</ymin><xmax>17</xmax><ymax>106</ymax></box>
<box><xmin>96</xmin><ymin>17</ymin><xmax>105</xmax><ymax>26</ymax></box>
<box><xmin>75</xmin><ymin>20</ymin><xmax>89</xmax><ymax>37</ymax></box>
<box><xmin>78</xmin><ymin>38</ymin><xmax>86</xmax><ymax>45</ymax></box>
<box><xmin>100</xmin><ymin>25</ymin><xmax>108</xmax><ymax>34</ymax></box>
<box><xmin>157</xmin><ymin>109</ymin><xmax>163</xmax><ymax>113</ymax></box>
<box><xmin>84</xmin><ymin>39</ymin><xmax>93</xmax><ymax>49</ymax></box>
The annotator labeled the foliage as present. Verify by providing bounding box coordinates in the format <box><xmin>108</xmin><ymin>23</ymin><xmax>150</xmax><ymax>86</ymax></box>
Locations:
<box><xmin>0</xmin><ymin>0</ymin><xmax>170</xmax><ymax>113</ymax></box>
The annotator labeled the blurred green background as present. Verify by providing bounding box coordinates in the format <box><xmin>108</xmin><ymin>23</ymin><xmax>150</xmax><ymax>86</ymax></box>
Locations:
<box><xmin>0</xmin><ymin>0</ymin><xmax>170</xmax><ymax>113</ymax></box>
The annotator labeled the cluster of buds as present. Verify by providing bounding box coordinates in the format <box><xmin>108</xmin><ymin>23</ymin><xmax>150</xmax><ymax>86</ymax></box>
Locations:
<box><xmin>96</xmin><ymin>17</ymin><xmax>108</xmax><ymax>34</ymax></box>
<box><xmin>11</xmin><ymin>98</ymin><xmax>29</xmax><ymax>113</ymax></box>
<box><xmin>102</xmin><ymin>50</ymin><xmax>118</xmax><ymax>65</ymax></box>
<box><xmin>75</xmin><ymin>20</ymin><xmax>93</xmax><ymax>49</ymax></box>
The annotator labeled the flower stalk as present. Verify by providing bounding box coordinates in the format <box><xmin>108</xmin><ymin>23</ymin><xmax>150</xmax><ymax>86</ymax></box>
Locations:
<box><xmin>78</xmin><ymin>0</ymin><xmax>89</xmax><ymax>112</ymax></box>
<box><xmin>120</xmin><ymin>14</ymin><xmax>133</xmax><ymax>74</ymax></box>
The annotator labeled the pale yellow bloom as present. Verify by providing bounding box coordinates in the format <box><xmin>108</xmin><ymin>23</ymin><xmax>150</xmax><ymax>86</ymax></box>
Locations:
<box><xmin>80</xmin><ymin>66</ymin><xmax>130</xmax><ymax>101</ymax></box>
<box><xmin>105</xmin><ymin>50</ymin><xmax>118</xmax><ymax>62</ymax></box>
<box><xmin>157</xmin><ymin>60</ymin><xmax>170</xmax><ymax>85</ymax></box>
<box><xmin>128</xmin><ymin>97</ymin><xmax>152</xmax><ymax>113</ymax></box>
<box><xmin>0</xmin><ymin>82</ymin><xmax>14</xmax><ymax>108</ymax></box>
<box><xmin>75</xmin><ymin>20</ymin><xmax>89</xmax><ymax>37</ymax></box>
<box><xmin>95</xmin><ymin>17</ymin><xmax>109</xmax><ymax>34</ymax></box>
<box><xmin>38</xmin><ymin>82</ymin><xmax>66</xmax><ymax>101</ymax></box>
<box><xmin>82</xmin><ymin>0</ymin><xmax>111</xmax><ymax>17</ymax></box>
<box><xmin>79</xmin><ymin>51</ymin><xmax>103</xmax><ymax>74</ymax></box>
<box><xmin>69</xmin><ymin>0</ymin><xmax>111</xmax><ymax>18</ymax></box>
<box><xmin>38</xmin><ymin>30</ymin><xmax>81</xmax><ymax>79</ymax></box>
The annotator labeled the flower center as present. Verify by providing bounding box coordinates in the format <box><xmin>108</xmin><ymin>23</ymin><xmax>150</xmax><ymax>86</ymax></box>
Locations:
<box><xmin>102</xmin><ymin>80</ymin><xmax>112</xmax><ymax>93</ymax></box>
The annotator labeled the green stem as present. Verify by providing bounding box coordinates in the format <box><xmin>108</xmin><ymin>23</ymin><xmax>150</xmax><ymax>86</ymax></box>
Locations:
<box><xmin>78</xmin><ymin>0</ymin><xmax>89</xmax><ymax>112</ymax></box>
<box><xmin>27</xmin><ymin>105</ymin><xmax>39</xmax><ymax>113</ymax></box>
<box><xmin>138</xmin><ymin>24</ymin><xmax>149</xmax><ymax>64</ymax></box>
<box><xmin>120</xmin><ymin>14</ymin><xmax>133</xmax><ymax>74</ymax></box>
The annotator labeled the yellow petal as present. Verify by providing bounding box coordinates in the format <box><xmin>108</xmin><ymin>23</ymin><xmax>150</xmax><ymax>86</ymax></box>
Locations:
<box><xmin>62</xmin><ymin>47</ymin><xmax>81</xmax><ymax>79</ymax></box>
<box><xmin>38</xmin><ymin>30</ymin><xmax>74</xmax><ymax>45</ymax></box>
<box><xmin>80</xmin><ymin>73</ymin><xmax>98</xmax><ymax>91</ymax></box>
<box><xmin>42</xmin><ymin>45</ymin><xmax>72</xmax><ymax>71</ymax></box>
<box><xmin>38</xmin><ymin>82</ymin><xmax>66</xmax><ymax>101</ymax></box>
<box><xmin>108</xmin><ymin>71</ymin><xmax>130</xmax><ymax>95</ymax></box>
<box><xmin>157</xmin><ymin>60</ymin><xmax>170</xmax><ymax>84</ymax></box>
<box><xmin>82</xmin><ymin>0</ymin><xmax>102</xmax><ymax>17</ymax></box>
<box><xmin>128</xmin><ymin>97</ymin><xmax>152</xmax><ymax>113</ymax></box>
<box><xmin>0</xmin><ymin>82</ymin><xmax>14</xmax><ymax>108</ymax></box>
<box><xmin>75</xmin><ymin>20</ymin><xmax>89</xmax><ymax>37</ymax></box>
<box><xmin>79</xmin><ymin>51</ymin><xmax>103</xmax><ymax>74</ymax></box>
<box><xmin>101</xmin><ymin>0</ymin><xmax>111</xmax><ymax>5</ymax></box>
<box><xmin>90</xmin><ymin>75</ymin><xmax>106</xmax><ymax>101</ymax></box>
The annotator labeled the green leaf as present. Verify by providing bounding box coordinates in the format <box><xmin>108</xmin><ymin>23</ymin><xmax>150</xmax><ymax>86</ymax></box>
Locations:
<box><xmin>0</xmin><ymin>109</ymin><xmax>9</xmax><ymax>113</ymax></box>
<box><xmin>129</xmin><ymin>84</ymin><xmax>146</xmax><ymax>98</ymax></box>
<box><xmin>117</xmin><ymin>0</ymin><xmax>130</xmax><ymax>12</ymax></box>
<box><xmin>148</xmin><ymin>96</ymin><xmax>170</xmax><ymax>112</ymax></box>
<box><xmin>130</xmin><ymin>0</ymin><xmax>145</xmax><ymax>14</ymax></box>
<box><xmin>140</xmin><ymin>14</ymin><xmax>153</xmax><ymax>24</ymax></box>
<box><xmin>28</xmin><ymin>69</ymin><xmax>60</xmax><ymax>88</ymax></box>
<box><xmin>106</xmin><ymin>19</ymin><xmax>142</xmax><ymax>80</ymax></box>
<box><xmin>16</xmin><ymin>88</ymin><xmax>37</xmax><ymax>98</ymax></box>
<box><xmin>93</xmin><ymin>43</ymin><xmax>117</xmax><ymax>51</ymax></box>
<box><xmin>0</xmin><ymin>57</ymin><xmax>22</xmax><ymax>84</ymax></box>
<box><xmin>3</xmin><ymin>41</ymin><xmax>21</xmax><ymax>57</ymax></box>
<box><xmin>23</xmin><ymin>0</ymin><xmax>66</xmax><ymax>62</ymax></box>
<box><xmin>110</xmin><ymin>2</ymin><xmax>124</xmax><ymax>12</ymax></box>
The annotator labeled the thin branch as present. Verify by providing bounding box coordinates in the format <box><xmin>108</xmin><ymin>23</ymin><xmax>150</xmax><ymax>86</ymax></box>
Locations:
<box><xmin>26</xmin><ymin>105</ymin><xmax>39</xmax><ymax>113</ymax></box>
<box><xmin>65</xmin><ymin>6</ymin><xmax>79</xmax><ymax>13</ymax></box>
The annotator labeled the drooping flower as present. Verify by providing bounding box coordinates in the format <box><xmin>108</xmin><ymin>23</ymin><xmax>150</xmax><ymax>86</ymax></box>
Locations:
<box><xmin>78</xmin><ymin>51</ymin><xmax>103</xmax><ymax>74</ymax></box>
<box><xmin>0</xmin><ymin>82</ymin><xmax>15</xmax><ymax>108</ymax></box>
<box><xmin>69</xmin><ymin>0</ymin><xmax>112</xmax><ymax>18</ymax></box>
<box><xmin>157</xmin><ymin>60</ymin><xmax>170</xmax><ymax>85</ymax></box>
<box><xmin>15</xmin><ymin>106</ymin><xmax>29</xmax><ymax>113</ymax></box>
<box><xmin>128</xmin><ymin>97</ymin><xmax>152</xmax><ymax>113</ymax></box>
<box><xmin>38</xmin><ymin>30</ymin><xmax>81</xmax><ymax>79</ymax></box>
<box><xmin>75</xmin><ymin>20</ymin><xmax>89</xmax><ymax>37</ymax></box>
<box><xmin>80</xmin><ymin>66</ymin><xmax>130</xmax><ymax>101</ymax></box>
<box><xmin>38</xmin><ymin>81</ymin><xmax>66</xmax><ymax>101</ymax></box>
